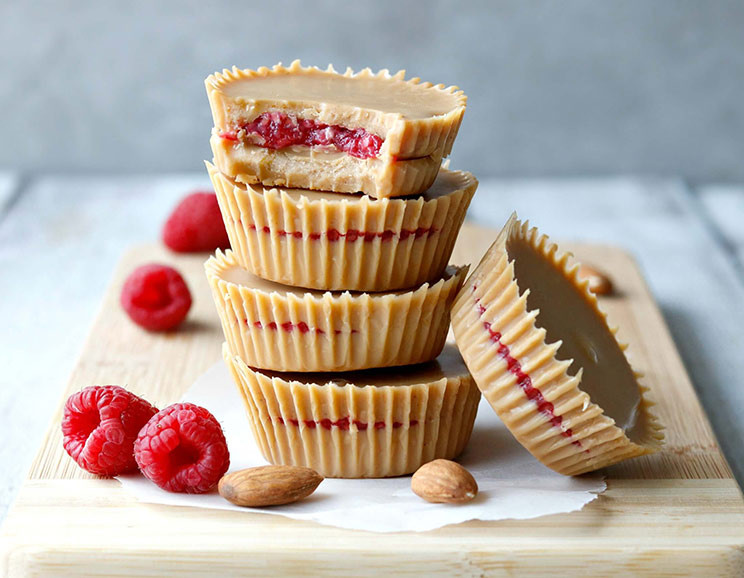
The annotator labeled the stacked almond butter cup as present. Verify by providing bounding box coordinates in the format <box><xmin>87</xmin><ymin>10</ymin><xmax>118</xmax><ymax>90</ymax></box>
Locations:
<box><xmin>204</xmin><ymin>62</ymin><xmax>664</xmax><ymax>479</ymax></box>
<box><xmin>204</xmin><ymin>62</ymin><xmax>481</xmax><ymax>477</ymax></box>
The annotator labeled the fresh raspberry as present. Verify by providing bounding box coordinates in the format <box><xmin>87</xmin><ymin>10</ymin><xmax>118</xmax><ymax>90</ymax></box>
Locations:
<box><xmin>162</xmin><ymin>191</ymin><xmax>230</xmax><ymax>253</ymax></box>
<box><xmin>62</xmin><ymin>386</ymin><xmax>158</xmax><ymax>476</ymax></box>
<box><xmin>120</xmin><ymin>264</ymin><xmax>192</xmax><ymax>331</ymax></box>
<box><xmin>134</xmin><ymin>403</ymin><xmax>230</xmax><ymax>494</ymax></box>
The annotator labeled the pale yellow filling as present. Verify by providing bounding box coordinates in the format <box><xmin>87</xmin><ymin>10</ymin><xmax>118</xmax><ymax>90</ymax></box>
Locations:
<box><xmin>221</xmin><ymin>71</ymin><xmax>460</xmax><ymax>119</ymax></box>
<box><xmin>257</xmin><ymin>344</ymin><xmax>469</xmax><ymax>388</ymax></box>
<box><xmin>221</xmin><ymin>262</ymin><xmax>460</xmax><ymax>298</ymax></box>
<box><xmin>219</xmin><ymin>161</ymin><xmax>474</xmax><ymax>203</ymax></box>
<box><xmin>505</xmin><ymin>235</ymin><xmax>644</xmax><ymax>442</ymax></box>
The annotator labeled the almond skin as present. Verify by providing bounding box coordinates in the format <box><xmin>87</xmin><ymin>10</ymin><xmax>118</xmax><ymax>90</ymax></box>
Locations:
<box><xmin>411</xmin><ymin>459</ymin><xmax>478</xmax><ymax>504</ymax></box>
<box><xmin>577</xmin><ymin>264</ymin><xmax>613</xmax><ymax>295</ymax></box>
<box><xmin>218</xmin><ymin>465</ymin><xmax>323</xmax><ymax>507</ymax></box>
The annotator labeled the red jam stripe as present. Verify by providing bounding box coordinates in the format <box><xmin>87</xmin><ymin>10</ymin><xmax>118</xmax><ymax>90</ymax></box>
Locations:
<box><xmin>247</xmin><ymin>320</ymin><xmax>357</xmax><ymax>336</ymax></box>
<box><xmin>245</xmin><ymin>223</ymin><xmax>438</xmax><ymax>242</ymax></box>
<box><xmin>221</xmin><ymin>110</ymin><xmax>383</xmax><ymax>159</ymax></box>
<box><xmin>472</xmin><ymin>285</ymin><xmax>583</xmax><ymax>449</ymax></box>
<box><xmin>275</xmin><ymin>416</ymin><xmax>418</xmax><ymax>431</ymax></box>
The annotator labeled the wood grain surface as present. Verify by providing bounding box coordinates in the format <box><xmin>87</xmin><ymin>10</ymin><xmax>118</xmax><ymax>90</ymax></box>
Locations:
<box><xmin>2</xmin><ymin>223</ymin><xmax>743</xmax><ymax>576</ymax></box>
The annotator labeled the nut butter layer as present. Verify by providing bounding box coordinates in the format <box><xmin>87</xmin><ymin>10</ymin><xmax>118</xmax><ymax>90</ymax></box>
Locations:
<box><xmin>210</xmin><ymin>133</ymin><xmax>441</xmax><ymax>199</ymax></box>
<box><xmin>206</xmin><ymin>61</ymin><xmax>467</xmax><ymax>198</ymax></box>
<box><xmin>451</xmin><ymin>215</ymin><xmax>664</xmax><ymax>476</ymax></box>
<box><xmin>224</xmin><ymin>343</ymin><xmax>481</xmax><ymax>478</ymax></box>
<box><xmin>207</xmin><ymin>161</ymin><xmax>477</xmax><ymax>291</ymax></box>
<box><xmin>207</xmin><ymin>250</ymin><xmax>467</xmax><ymax>372</ymax></box>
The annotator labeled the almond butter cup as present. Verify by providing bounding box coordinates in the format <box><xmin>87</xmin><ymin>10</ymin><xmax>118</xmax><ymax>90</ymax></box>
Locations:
<box><xmin>207</xmin><ymin>249</ymin><xmax>467</xmax><ymax>372</ymax></box>
<box><xmin>207</xmin><ymin>162</ymin><xmax>476</xmax><ymax>292</ymax></box>
<box><xmin>451</xmin><ymin>214</ymin><xmax>664</xmax><ymax>476</ymax></box>
<box><xmin>205</xmin><ymin>61</ymin><xmax>467</xmax><ymax>198</ymax></box>
<box><xmin>224</xmin><ymin>343</ymin><xmax>481</xmax><ymax>478</ymax></box>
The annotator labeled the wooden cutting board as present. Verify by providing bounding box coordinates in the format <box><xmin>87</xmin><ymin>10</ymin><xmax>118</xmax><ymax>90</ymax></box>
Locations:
<box><xmin>2</xmin><ymin>223</ymin><xmax>743</xmax><ymax>576</ymax></box>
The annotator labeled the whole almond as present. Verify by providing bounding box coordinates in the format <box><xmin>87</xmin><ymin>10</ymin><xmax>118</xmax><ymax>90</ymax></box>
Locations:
<box><xmin>577</xmin><ymin>264</ymin><xmax>613</xmax><ymax>295</ymax></box>
<box><xmin>218</xmin><ymin>465</ymin><xmax>323</xmax><ymax>507</ymax></box>
<box><xmin>411</xmin><ymin>459</ymin><xmax>478</xmax><ymax>504</ymax></box>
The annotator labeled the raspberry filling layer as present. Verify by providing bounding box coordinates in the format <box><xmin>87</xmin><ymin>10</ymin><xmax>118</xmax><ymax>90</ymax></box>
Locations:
<box><xmin>274</xmin><ymin>416</ymin><xmax>419</xmax><ymax>431</ymax></box>
<box><xmin>243</xmin><ymin>222</ymin><xmax>438</xmax><ymax>242</ymax></box>
<box><xmin>246</xmin><ymin>319</ymin><xmax>358</xmax><ymax>336</ymax></box>
<box><xmin>221</xmin><ymin>111</ymin><xmax>383</xmax><ymax>159</ymax></box>
<box><xmin>472</xmin><ymin>286</ymin><xmax>583</xmax><ymax>449</ymax></box>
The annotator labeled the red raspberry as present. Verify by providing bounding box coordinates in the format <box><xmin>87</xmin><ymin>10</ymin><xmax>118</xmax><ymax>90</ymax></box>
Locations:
<box><xmin>162</xmin><ymin>191</ymin><xmax>230</xmax><ymax>253</ymax></box>
<box><xmin>120</xmin><ymin>264</ymin><xmax>192</xmax><ymax>331</ymax></box>
<box><xmin>62</xmin><ymin>386</ymin><xmax>158</xmax><ymax>476</ymax></box>
<box><xmin>134</xmin><ymin>403</ymin><xmax>230</xmax><ymax>494</ymax></box>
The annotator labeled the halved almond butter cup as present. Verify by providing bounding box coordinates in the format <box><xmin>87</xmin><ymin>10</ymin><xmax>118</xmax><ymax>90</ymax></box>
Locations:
<box><xmin>451</xmin><ymin>214</ymin><xmax>664</xmax><ymax>476</ymax></box>
<box><xmin>205</xmin><ymin>61</ymin><xmax>467</xmax><ymax>198</ymax></box>
<box><xmin>224</xmin><ymin>343</ymin><xmax>481</xmax><ymax>478</ymax></box>
<box><xmin>207</xmin><ymin>162</ymin><xmax>477</xmax><ymax>292</ymax></box>
<box><xmin>207</xmin><ymin>249</ymin><xmax>467</xmax><ymax>372</ymax></box>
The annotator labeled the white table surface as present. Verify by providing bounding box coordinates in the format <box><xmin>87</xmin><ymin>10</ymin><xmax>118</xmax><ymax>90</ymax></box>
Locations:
<box><xmin>699</xmin><ymin>185</ymin><xmax>744</xmax><ymax>273</ymax></box>
<box><xmin>1</xmin><ymin>173</ymin><xmax>743</xmax><ymax>524</ymax></box>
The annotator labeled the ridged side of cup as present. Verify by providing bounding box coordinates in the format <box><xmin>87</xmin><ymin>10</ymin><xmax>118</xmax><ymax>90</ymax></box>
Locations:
<box><xmin>208</xmin><ymin>162</ymin><xmax>476</xmax><ymax>291</ymax></box>
<box><xmin>224</xmin><ymin>345</ymin><xmax>481</xmax><ymax>478</ymax></box>
<box><xmin>206</xmin><ymin>250</ymin><xmax>467</xmax><ymax>372</ymax></box>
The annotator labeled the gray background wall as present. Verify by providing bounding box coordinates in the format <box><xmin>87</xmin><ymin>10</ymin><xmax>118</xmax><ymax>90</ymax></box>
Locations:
<box><xmin>1</xmin><ymin>0</ymin><xmax>742</xmax><ymax>181</ymax></box>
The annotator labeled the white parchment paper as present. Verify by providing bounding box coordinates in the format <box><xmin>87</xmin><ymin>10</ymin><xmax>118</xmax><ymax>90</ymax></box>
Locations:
<box><xmin>117</xmin><ymin>362</ymin><xmax>605</xmax><ymax>532</ymax></box>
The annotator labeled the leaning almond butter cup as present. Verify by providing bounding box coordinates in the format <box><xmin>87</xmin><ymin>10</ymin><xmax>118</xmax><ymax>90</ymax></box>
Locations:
<box><xmin>207</xmin><ymin>161</ymin><xmax>477</xmax><ymax>292</ymax></box>
<box><xmin>206</xmin><ymin>249</ymin><xmax>467</xmax><ymax>372</ymax></box>
<box><xmin>205</xmin><ymin>61</ymin><xmax>467</xmax><ymax>198</ymax></box>
<box><xmin>224</xmin><ymin>343</ymin><xmax>481</xmax><ymax>478</ymax></box>
<box><xmin>451</xmin><ymin>214</ymin><xmax>664</xmax><ymax>476</ymax></box>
